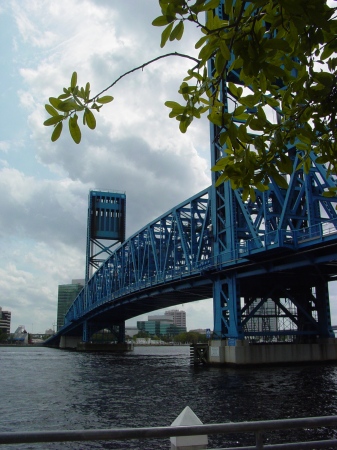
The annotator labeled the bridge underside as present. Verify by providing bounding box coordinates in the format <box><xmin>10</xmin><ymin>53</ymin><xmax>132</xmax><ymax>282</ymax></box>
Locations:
<box><xmin>47</xmin><ymin>234</ymin><xmax>337</xmax><ymax>352</ymax></box>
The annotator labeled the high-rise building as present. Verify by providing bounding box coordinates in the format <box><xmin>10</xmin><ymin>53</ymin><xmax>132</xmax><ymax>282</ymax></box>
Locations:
<box><xmin>165</xmin><ymin>309</ymin><xmax>186</xmax><ymax>328</ymax></box>
<box><xmin>0</xmin><ymin>307</ymin><xmax>11</xmax><ymax>334</ymax></box>
<box><xmin>57</xmin><ymin>280</ymin><xmax>84</xmax><ymax>331</ymax></box>
<box><xmin>137</xmin><ymin>310</ymin><xmax>187</xmax><ymax>338</ymax></box>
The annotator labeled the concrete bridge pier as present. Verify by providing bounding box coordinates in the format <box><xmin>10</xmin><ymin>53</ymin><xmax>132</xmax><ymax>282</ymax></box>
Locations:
<box><xmin>59</xmin><ymin>335</ymin><xmax>81</xmax><ymax>349</ymax></box>
<box><xmin>208</xmin><ymin>338</ymin><xmax>337</xmax><ymax>365</ymax></box>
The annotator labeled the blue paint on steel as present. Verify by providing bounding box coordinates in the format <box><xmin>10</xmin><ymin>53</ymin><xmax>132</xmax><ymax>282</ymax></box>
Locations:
<box><xmin>85</xmin><ymin>190</ymin><xmax>126</xmax><ymax>281</ymax></box>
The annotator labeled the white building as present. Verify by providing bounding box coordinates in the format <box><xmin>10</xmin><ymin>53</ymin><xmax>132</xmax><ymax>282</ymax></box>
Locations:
<box><xmin>165</xmin><ymin>309</ymin><xmax>186</xmax><ymax>328</ymax></box>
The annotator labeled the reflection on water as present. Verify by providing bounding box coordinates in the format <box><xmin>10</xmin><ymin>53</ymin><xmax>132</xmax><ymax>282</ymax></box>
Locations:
<box><xmin>1</xmin><ymin>346</ymin><xmax>337</xmax><ymax>449</ymax></box>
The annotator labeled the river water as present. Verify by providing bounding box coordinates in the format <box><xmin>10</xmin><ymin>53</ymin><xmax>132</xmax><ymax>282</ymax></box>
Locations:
<box><xmin>1</xmin><ymin>345</ymin><xmax>337</xmax><ymax>449</ymax></box>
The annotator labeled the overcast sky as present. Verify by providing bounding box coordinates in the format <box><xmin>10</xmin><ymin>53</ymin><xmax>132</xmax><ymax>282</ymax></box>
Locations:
<box><xmin>0</xmin><ymin>0</ymin><xmax>214</xmax><ymax>333</ymax></box>
<box><xmin>1</xmin><ymin>1</ymin><xmax>337</xmax><ymax>335</ymax></box>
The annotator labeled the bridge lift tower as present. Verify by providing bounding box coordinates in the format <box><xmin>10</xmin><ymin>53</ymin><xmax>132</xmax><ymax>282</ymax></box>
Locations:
<box><xmin>84</xmin><ymin>190</ymin><xmax>126</xmax><ymax>341</ymax></box>
<box><xmin>208</xmin><ymin>0</ymin><xmax>337</xmax><ymax>363</ymax></box>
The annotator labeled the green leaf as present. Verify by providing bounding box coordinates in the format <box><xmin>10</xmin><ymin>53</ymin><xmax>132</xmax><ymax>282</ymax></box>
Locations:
<box><xmin>49</xmin><ymin>97</ymin><xmax>64</xmax><ymax>111</ymax></box>
<box><xmin>57</xmin><ymin>100</ymin><xmax>79</xmax><ymax>112</ymax></box>
<box><xmin>71</xmin><ymin>72</ymin><xmax>77</xmax><ymax>89</ymax></box>
<box><xmin>297</xmin><ymin>133</ymin><xmax>312</xmax><ymax>145</ymax></box>
<box><xmin>152</xmin><ymin>15</ymin><xmax>175</xmax><ymax>26</ymax></box>
<box><xmin>321</xmin><ymin>44</ymin><xmax>334</xmax><ymax>61</ymax></box>
<box><xmin>303</xmin><ymin>157</ymin><xmax>311</xmax><ymax>174</ymax></box>
<box><xmin>219</xmin><ymin>40</ymin><xmax>231</xmax><ymax>61</ymax></box>
<box><xmin>215</xmin><ymin>51</ymin><xmax>226</xmax><ymax>75</ymax></box>
<box><xmin>233</xmin><ymin>105</ymin><xmax>246</xmax><ymax>117</ymax></box>
<box><xmin>270</xmin><ymin>170</ymin><xmax>288</xmax><ymax>189</ymax></box>
<box><xmin>69</xmin><ymin>115</ymin><xmax>81</xmax><ymax>144</ymax></box>
<box><xmin>58</xmin><ymin>93</ymin><xmax>71</xmax><ymax>100</ymax></box>
<box><xmin>195</xmin><ymin>35</ymin><xmax>208</xmax><ymax>50</ymax></box>
<box><xmin>170</xmin><ymin>21</ymin><xmax>184</xmax><ymax>41</ymax></box>
<box><xmin>264</xmin><ymin>96</ymin><xmax>279</xmax><ymax>108</ymax></box>
<box><xmin>45</xmin><ymin>104</ymin><xmax>59</xmax><ymax>117</ymax></box>
<box><xmin>84</xmin><ymin>108</ymin><xmax>96</xmax><ymax>130</ymax></box>
<box><xmin>51</xmin><ymin>122</ymin><xmax>63</xmax><ymax>142</ymax></box>
<box><xmin>228</xmin><ymin>82</ymin><xmax>238</xmax><ymax>97</ymax></box>
<box><xmin>161</xmin><ymin>22</ymin><xmax>174</xmax><ymax>47</ymax></box>
<box><xmin>43</xmin><ymin>115</ymin><xmax>64</xmax><ymax>126</ymax></box>
<box><xmin>263</xmin><ymin>40</ymin><xmax>292</xmax><ymax>53</ymax></box>
<box><xmin>165</xmin><ymin>100</ymin><xmax>184</xmax><ymax>109</ymax></box>
<box><xmin>85</xmin><ymin>82</ymin><xmax>91</xmax><ymax>101</ymax></box>
<box><xmin>96</xmin><ymin>95</ymin><xmax>114</xmax><ymax>104</ymax></box>
<box><xmin>204</xmin><ymin>0</ymin><xmax>220</xmax><ymax>11</ymax></box>
<box><xmin>315</xmin><ymin>156</ymin><xmax>329</xmax><ymax>165</ymax></box>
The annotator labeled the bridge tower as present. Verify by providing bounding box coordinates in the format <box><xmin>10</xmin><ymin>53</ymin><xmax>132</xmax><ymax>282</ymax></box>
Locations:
<box><xmin>84</xmin><ymin>190</ymin><xmax>126</xmax><ymax>342</ymax></box>
<box><xmin>208</xmin><ymin>0</ymin><xmax>337</xmax><ymax>361</ymax></box>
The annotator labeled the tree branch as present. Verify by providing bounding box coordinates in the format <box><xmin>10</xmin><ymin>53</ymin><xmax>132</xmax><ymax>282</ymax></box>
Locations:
<box><xmin>91</xmin><ymin>52</ymin><xmax>201</xmax><ymax>101</ymax></box>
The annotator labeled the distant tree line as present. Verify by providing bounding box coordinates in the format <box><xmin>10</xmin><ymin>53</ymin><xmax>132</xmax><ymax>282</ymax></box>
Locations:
<box><xmin>130</xmin><ymin>330</ymin><xmax>208</xmax><ymax>344</ymax></box>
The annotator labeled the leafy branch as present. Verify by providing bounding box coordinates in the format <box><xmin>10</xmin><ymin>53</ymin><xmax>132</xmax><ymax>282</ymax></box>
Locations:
<box><xmin>44</xmin><ymin>53</ymin><xmax>200</xmax><ymax>144</ymax></box>
<box><xmin>44</xmin><ymin>0</ymin><xmax>337</xmax><ymax>197</ymax></box>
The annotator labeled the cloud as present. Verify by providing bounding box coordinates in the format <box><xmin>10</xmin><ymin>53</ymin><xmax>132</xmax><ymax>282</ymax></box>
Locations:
<box><xmin>0</xmin><ymin>142</ymin><xmax>10</xmax><ymax>153</ymax></box>
<box><xmin>0</xmin><ymin>0</ymin><xmax>213</xmax><ymax>333</ymax></box>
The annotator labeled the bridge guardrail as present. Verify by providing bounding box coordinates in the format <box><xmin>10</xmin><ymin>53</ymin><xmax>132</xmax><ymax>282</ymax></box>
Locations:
<box><xmin>1</xmin><ymin>415</ymin><xmax>337</xmax><ymax>448</ymax></box>
<box><xmin>239</xmin><ymin>219</ymin><xmax>337</xmax><ymax>256</ymax></box>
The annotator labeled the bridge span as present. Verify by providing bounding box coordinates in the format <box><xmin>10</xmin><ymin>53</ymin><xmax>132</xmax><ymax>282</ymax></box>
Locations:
<box><xmin>47</xmin><ymin>164</ymin><xmax>337</xmax><ymax>365</ymax></box>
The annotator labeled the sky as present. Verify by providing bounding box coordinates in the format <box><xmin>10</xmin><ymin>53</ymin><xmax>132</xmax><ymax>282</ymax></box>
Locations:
<box><xmin>0</xmin><ymin>0</ymin><xmax>214</xmax><ymax>334</ymax></box>
<box><xmin>1</xmin><ymin>0</ymin><xmax>337</xmax><ymax>335</ymax></box>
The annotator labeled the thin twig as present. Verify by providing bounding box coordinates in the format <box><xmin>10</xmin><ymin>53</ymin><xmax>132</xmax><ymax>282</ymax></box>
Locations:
<box><xmin>91</xmin><ymin>52</ymin><xmax>201</xmax><ymax>101</ymax></box>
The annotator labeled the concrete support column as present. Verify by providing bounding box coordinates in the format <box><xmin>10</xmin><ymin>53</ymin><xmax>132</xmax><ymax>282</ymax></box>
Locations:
<box><xmin>208</xmin><ymin>339</ymin><xmax>337</xmax><ymax>365</ymax></box>
<box><xmin>59</xmin><ymin>335</ymin><xmax>81</xmax><ymax>349</ymax></box>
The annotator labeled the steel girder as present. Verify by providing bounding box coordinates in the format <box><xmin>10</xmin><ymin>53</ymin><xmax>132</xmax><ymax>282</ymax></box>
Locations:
<box><xmin>209</xmin><ymin>0</ymin><xmax>337</xmax><ymax>341</ymax></box>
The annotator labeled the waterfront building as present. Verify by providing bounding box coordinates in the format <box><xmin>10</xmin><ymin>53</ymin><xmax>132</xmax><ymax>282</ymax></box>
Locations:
<box><xmin>57</xmin><ymin>280</ymin><xmax>84</xmax><ymax>331</ymax></box>
<box><xmin>165</xmin><ymin>309</ymin><xmax>186</xmax><ymax>328</ymax></box>
<box><xmin>0</xmin><ymin>307</ymin><xmax>11</xmax><ymax>334</ymax></box>
<box><xmin>137</xmin><ymin>310</ymin><xmax>187</xmax><ymax>338</ymax></box>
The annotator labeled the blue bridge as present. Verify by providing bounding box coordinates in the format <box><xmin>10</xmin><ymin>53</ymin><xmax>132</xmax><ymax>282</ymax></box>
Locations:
<box><xmin>49</xmin><ymin>151</ymin><xmax>337</xmax><ymax>351</ymax></box>
<box><xmin>47</xmin><ymin>1</ymin><xmax>337</xmax><ymax>363</ymax></box>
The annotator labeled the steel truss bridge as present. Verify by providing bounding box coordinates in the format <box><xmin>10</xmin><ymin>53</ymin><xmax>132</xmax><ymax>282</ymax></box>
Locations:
<box><xmin>50</xmin><ymin>0</ymin><xmax>337</xmax><ymax>347</ymax></box>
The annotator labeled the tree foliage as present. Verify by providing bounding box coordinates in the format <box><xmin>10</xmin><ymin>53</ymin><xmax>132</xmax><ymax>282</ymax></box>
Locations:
<box><xmin>44</xmin><ymin>71</ymin><xmax>113</xmax><ymax>144</ymax></box>
<box><xmin>173</xmin><ymin>331</ymin><xmax>208</xmax><ymax>343</ymax></box>
<box><xmin>44</xmin><ymin>0</ymin><xmax>337</xmax><ymax>191</ymax></box>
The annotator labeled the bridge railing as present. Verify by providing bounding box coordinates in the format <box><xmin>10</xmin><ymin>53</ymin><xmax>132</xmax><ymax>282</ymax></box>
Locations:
<box><xmin>238</xmin><ymin>218</ymin><xmax>337</xmax><ymax>256</ymax></box>
<box><xmin>1</xmin><ymin>415</ymin><xmax>337</xmax><ymax>449</ymax></box>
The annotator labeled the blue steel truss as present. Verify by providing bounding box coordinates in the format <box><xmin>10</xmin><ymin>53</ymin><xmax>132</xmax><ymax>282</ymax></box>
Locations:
<box><xmin>59</xmin><ymin>154</ymin><xmax>337</xmax><ymax>344</ymax></box>
<box><xmin>63</xmin><ymin>188</ymin><xmax>213</xmax><ymax>337</ymax></box>
<box><xmin>208</xmin><ymin>0</ymin><xmax>337</xmax><ymax>342</ymax></box>
<box><xmin>53</xmin><ymin>0</ymin><xmax>337</xmax><ymax>346</ymax></box>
